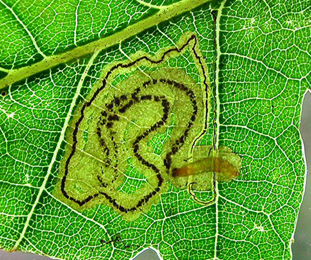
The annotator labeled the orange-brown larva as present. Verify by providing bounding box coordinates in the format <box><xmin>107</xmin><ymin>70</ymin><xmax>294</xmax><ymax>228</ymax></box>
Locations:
<box><xmin>169</xmin><ymin>146</ymin><xmax>242</xmax><ymax>205</ymax></box>
<box><xmin>172</xmin><ymin>156</ymin><xmax>239</xmax><ymax>182</ymax></box>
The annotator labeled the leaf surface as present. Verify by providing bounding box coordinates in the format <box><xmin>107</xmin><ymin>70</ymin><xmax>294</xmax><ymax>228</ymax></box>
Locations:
<box><xmin>0</xmin><ymin>0</ymin><xmax>310</xmax><ymax>259</ymax></box>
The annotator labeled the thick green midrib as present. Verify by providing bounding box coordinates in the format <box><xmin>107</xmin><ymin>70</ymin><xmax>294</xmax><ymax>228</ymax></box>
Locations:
<box><xmin>0</xmin><ymin>0</ymin><xmax>211</xmax><ymax>90</ymax></box>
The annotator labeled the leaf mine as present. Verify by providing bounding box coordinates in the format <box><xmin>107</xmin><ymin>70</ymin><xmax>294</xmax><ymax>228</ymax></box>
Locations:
<box><xmin>55</xmin><ymin>33</ymin><xmax>217</xmax><ymax>220</ymax></box>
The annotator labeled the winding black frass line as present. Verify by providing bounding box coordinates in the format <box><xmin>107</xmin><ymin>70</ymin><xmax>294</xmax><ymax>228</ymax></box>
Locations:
<box><xmin>61</xmin><ymin>34</ymin><xmax>209</xmax><ymax>212</ymax></box>
<box><xmin>189</xmin><ymin>34</ymin><xmax>211</xmax><ymax>153</ymax></box>
<box><xmin>97</xmin><ymin>86</ymin><xmax>171</xmax><ymax>213</ymax></box>
<box><xmin>95</xmin><ymin>86</ymin><xmax>170</xmax><ymax>194</ymax></box>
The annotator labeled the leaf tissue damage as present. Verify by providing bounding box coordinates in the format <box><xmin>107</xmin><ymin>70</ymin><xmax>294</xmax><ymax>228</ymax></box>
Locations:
<box><xmin>55</xmin><ymin>33</ymin><xmax>242</xmax><ymax>221</ymax></box>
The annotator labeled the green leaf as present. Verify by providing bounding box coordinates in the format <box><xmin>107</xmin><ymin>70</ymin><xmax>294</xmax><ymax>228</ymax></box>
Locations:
<box><xmin>0</xmin><ymin>0</ymin><xmax>310</xmax><ymax>259</ymax></box>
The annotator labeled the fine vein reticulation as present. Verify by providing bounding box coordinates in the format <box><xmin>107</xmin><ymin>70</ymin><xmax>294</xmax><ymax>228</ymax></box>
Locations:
<box><xmin>0</xmin><ymin>0</ymin><xmax>211</xmax><ymax>90</ymax></box>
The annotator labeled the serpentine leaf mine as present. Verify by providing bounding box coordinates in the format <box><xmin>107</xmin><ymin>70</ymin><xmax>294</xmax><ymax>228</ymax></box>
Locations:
<box><xmin>55</xmin><ymin>33</ymin><xmax>240</xmax><ymax>220</ymax></box>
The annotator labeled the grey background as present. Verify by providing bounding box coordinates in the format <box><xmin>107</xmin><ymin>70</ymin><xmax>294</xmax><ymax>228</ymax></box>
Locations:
<box><xmin>1</xmin><ymin>92</ymin><xmax>311</xmax><ymax>260</ymax></box>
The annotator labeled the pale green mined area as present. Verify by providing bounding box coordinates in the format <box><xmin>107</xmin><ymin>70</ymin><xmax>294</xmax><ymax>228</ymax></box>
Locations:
<box><xmin>148</xmin><ymin>114</ymin><xmax>175</xmax><ymax>155</ymax></box>
<box><xmin>118</xmin><ymin>158</ymin><xmax>148</xmax><ymax>195</ymax></box>
<box><xmin>55</xmin><ymin>34</ymin><xmax>209</xmax><ymax>220</ymax></box>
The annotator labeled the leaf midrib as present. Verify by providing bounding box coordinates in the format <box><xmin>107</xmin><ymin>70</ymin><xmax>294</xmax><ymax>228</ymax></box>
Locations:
<box><xmin>0</xmin><ymin>0</ymin><xmax>211</xmax><ymax>90</ymax></box>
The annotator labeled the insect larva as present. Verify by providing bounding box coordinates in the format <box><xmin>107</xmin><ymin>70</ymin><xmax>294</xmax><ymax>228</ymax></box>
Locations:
<box><xmin>172</xmin><ymin>155</ymin><xmax>239</xmax><ymax>182</ymax></box>
<box><xmin>170</xmin><ymin>146</ymin><xmax>242</xmax><ymax>205</ymax></box>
